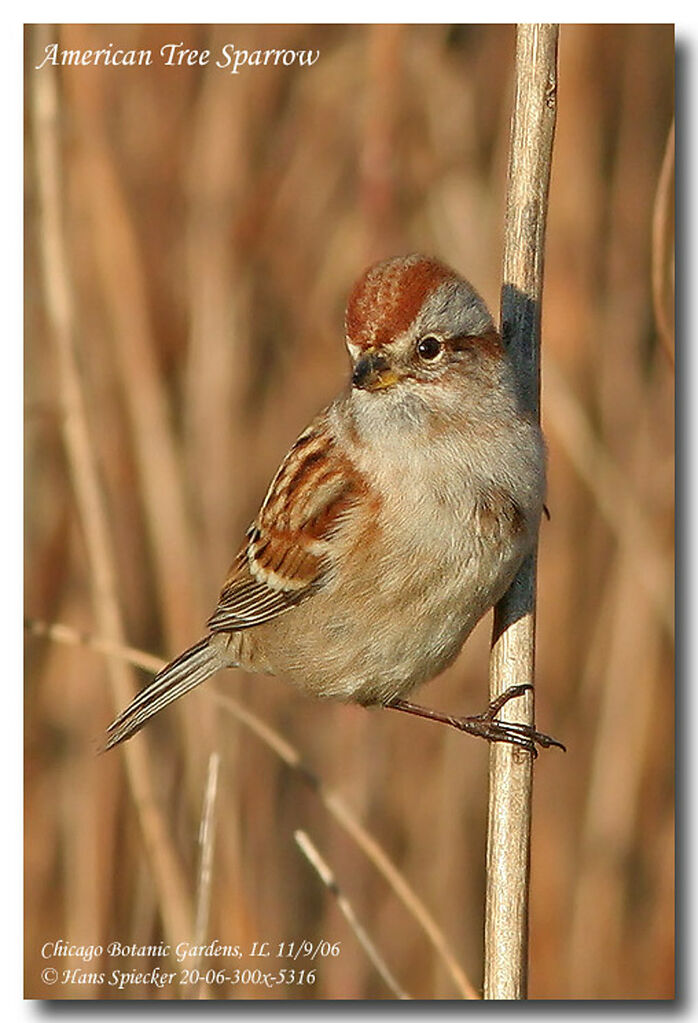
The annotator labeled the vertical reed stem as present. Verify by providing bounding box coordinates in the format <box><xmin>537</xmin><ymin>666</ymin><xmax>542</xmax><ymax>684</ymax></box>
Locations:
<box><xmin>30</xmin><ymin>25</ymin><xmax>192</xmax><ymax>946</ymax></box>
<box><xmin>483</xmin><ymin>23</ymin><xmax>559</xmax><ymax>1000</ymax></box>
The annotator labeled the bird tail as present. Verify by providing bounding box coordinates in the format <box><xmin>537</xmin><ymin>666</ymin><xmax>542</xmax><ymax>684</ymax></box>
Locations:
<box><xmin>103</xmin><ymin>637</ymin><xmax>222</xmax><ymax>750</ymax></box>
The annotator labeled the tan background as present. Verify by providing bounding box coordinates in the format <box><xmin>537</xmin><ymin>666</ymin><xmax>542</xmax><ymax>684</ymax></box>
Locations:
<box><xmin>25</xmin><ymin>24</ymin><xmax>674</xmax><ymax>999</ymax></box>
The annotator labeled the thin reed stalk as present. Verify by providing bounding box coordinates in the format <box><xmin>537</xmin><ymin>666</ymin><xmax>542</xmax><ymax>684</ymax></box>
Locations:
<box><xmin>483</xmin><ymin>23</ymin><xmax>559</xmax><ymax>1000</ymax></box>
<box><xmin>29</xmin><ymin>26</ymin><xmax>192</xmax><ymax>947</ymax></box>
<box><xmin>295</xmin><ymin>830</ymin><xmax>410</xmax><ymax>999</ymax></box>
<box><xmin>60</xmin><ymin>24</ymin><xmax>204</xmax><ymax>648</ymax></box>
<box><xmin>192</xmin><ymin>753</ymin><xmax>221</xmax><ymax>998</ymax></box>
<box><xmin>651</xmin><ymin>119</ymin><xmax>675</xmax><ymax>365</ymax></box>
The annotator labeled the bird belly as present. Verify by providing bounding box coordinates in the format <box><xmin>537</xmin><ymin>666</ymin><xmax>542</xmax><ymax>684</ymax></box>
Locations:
<box><xmin>244</xmin><ymin>495</ymin><xmax>526</xmax><ymax>705</ymax></box>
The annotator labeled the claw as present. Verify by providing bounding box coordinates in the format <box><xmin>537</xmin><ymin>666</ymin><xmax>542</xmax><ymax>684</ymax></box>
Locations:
<box><xmin>471</xmin><ymin>684</ymin><xmax>566</xmax><ymax>753</ymax></box>
<box><xmin>481</xmin><ymin>683</ymin><xmax>533</xmax><ymax>720</ymax></box>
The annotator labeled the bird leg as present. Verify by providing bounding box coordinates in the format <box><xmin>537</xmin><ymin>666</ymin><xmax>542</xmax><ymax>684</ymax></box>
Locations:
<box><xmin>384</xmin><ymin>684</ymin><xmax>565</xmax><ymax>758</ymax></box>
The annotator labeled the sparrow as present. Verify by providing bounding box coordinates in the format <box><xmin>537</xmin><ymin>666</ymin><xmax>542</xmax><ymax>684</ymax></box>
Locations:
<box><xmin>105</xmin><ymin>254</ymin><xmax>562</xmax><ymax>755</ymax></box>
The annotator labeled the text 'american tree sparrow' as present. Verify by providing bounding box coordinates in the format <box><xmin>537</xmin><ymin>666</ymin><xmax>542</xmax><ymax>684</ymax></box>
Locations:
<box><xmin>105</xmin><ymin>255</ymin><xmax>563</xmax><ymax>755</ymax></box>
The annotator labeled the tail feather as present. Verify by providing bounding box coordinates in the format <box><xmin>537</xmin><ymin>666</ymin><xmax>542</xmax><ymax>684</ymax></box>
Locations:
<box><xmin>104</xmin><ymin>638</ymin><xmax>222</xmax><ymax>750</ymax></box>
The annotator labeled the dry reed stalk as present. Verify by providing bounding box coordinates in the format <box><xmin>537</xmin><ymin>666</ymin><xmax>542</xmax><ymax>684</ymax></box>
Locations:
<box><xmin>544</xmin><ymin>360</ymin><xmax>673</xmax><ymax>638</ymax></box>
<box><xmin>61</xmin><ymin>24</ymin><xmax>204</xmax><ymax>649</ymax></box>
<box><xmin>360</xmin><ymin>24</ymin><xmax>403</xmax><ymax>260</ymax></box>
<box><xmin>192</xmin><ymin>753</ymin><xmax>220</xmax><ymax>998</ymax></box>
<box><xmin>651</xmin><ymin>119</ymin><xmax>675</xmax><ymax>365</ymax></box>
<box><xmin>484</xmin><ymin>24</ymin><xmax>559</xmax><ymax>1000</ymax></box>
<box><xmin>568</xmin><ymin>555</ymin><xmax>663</xmax><ymax>995</ymax></box>
<box><xmin>61</xmin><ymin>24</ymin><xmax>220</xmax><ymax>800</ymax></box>
<box><xmin>294</xmin><ymin>830</ymin><xmax>409</xmax><ymax>999</ymax></box>
<box><xmin>30</xmin><ymin>26</ymin><xmax>192</xmax><ymax>947</ymax></box>
<box><xmin>26</xmin><ymin>618</ymin><xmax>479</xmax><ymax>1000</ymax></box>
<box><xmin>181</xmin><ymin>27</ymin><xmax>254</xmax><ymax>943</ymax></box>
<box><xmin>183</xmin><ymin>26</ymin><xmax>252</xmax><ymax>584</ymax></box>
<box><xmin>59</xmin><ymin>726</ymin><xmax>101</xmax><ymax>996</ymax></box>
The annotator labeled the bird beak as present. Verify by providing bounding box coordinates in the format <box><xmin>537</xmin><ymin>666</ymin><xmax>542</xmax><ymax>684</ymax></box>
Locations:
<box><xmin>352</xmin><ymin>349</ymin><xmax>399</xmax><ymax>392</ymax></box>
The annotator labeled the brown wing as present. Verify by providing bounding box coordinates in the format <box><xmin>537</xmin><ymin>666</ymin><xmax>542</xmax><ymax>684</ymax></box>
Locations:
<box><xmin>207</xmin><ymin>415</ymin><xmax>358</xmax><ymax>633</ymax></box>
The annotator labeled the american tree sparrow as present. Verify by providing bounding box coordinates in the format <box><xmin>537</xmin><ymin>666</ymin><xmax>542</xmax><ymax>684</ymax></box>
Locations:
<box><xmin>105</xmin><ymin>255</ymin><xmax>562</xmax><ymax>754</ymax></box>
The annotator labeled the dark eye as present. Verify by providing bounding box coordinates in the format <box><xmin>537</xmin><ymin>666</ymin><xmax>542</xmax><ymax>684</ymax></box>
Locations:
<box><xmin>416</xmin><ymin>335</ymin><xmax>444</xmax><ymax>361</ymax></box>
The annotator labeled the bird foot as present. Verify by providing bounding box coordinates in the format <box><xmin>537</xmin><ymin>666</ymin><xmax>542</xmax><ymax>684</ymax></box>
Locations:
<box><xmin>385</xmin><ymin>684</ymin><xmax>566</xmax><ymax>758</ymax></box>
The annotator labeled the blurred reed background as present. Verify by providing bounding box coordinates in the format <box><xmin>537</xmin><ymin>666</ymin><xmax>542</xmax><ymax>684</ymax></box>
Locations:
<box><xmin>24</xmin><ymin>23</ymin><xmax>674</xmax><ymax>999</ymax></box>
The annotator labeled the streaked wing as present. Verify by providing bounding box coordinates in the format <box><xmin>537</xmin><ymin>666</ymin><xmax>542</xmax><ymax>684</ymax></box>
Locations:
<box><xmin>207</xmin><ymin>413</ymin><xmax>358</xmax><ymax>633</ymax></box>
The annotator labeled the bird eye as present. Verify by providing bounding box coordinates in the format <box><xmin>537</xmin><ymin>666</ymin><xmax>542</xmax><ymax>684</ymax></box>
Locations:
<box><xmin>416</xmin><ymin>336</ymin><xmax>444</xmax><ymax>361</ymax></box>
